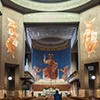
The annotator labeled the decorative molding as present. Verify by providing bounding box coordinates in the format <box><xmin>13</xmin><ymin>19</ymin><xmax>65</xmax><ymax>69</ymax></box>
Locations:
<box><xmin>32</xmin><ymin>39</ymin><xmax>70</xmax><ymax>51</ymax></box>
<box><xmin>32</xmin><ymin>84</ymin><xmax>71</xmax><ymax>91</ymax></box>
<box><xmin>10</xmin><ymin>0</ymin><xmax>91</xmax><ymax>11</ymax></box>
<box><xmin>24</xmin><ymin>12</ymin><xmax>79</xmax><ymax>23</ymax></box>
<box><xmin>0</xmin><ymin>1</ymin><xmax>3</xmax><ymax>14</ymax></box>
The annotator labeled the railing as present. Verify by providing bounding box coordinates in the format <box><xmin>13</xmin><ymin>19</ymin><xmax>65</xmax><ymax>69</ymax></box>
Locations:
<box><xmin>68</xmin><ymin>71</ymin><xmax>79</xmax><ymax>83</ymax></box>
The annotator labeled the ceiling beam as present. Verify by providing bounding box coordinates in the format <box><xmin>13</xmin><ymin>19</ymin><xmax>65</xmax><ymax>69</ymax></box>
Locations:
<box><xmin>24</xmin><ymin>12</ymin><xmax>79</xmax><ymax>23</ymax></box>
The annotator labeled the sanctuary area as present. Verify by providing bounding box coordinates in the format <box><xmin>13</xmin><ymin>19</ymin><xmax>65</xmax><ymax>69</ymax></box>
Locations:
<box><xmin>0</xmin><ymin>0</ymin><xmax>100</xmax><ymax>100</ymax></box>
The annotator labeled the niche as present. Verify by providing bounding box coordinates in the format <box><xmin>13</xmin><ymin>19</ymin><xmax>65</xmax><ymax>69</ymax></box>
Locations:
<box><xmin>5</xmin><ymin>63</ymin><xmax>19</xmax><ymax>97</ymax></box>
<box><xmin>85</xmin><ymin>62</ymin><xmax>99</xmax><ymax>89</ymax></box>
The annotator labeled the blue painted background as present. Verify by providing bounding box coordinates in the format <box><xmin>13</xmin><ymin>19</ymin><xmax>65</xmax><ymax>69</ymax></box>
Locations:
<box><xmin>32</xmin><ymin>47</ymin><xmax>71</xmax><ymax>79</ymax></box>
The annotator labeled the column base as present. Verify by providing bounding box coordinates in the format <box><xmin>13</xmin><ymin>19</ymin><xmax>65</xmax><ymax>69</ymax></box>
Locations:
<box><xmin>79</xmin><ymin>89</ymin><xmax>100</xmax><ymax>98</ymax></box>
<box><xmin>95</xmin><ymin>89</ymin><xmax>100</xmax><ymax>98</ymax></box>
<box><xmin>19</xmin><ymin>90</ymin><xmax>23</xmax><ymax>98</ymax></box>
<box><xmin>79</xmin><ymin>89</ymin><xmax>85</xmax><ymax>97</ymax></box>
<box><xmin>0</xmin><ymin>90</ymin><xmax>3</xmax><ymax>99</ymax></box>
<box><xmin>0</xmin><ymin>89</ymin><xmax>7</xmax><ymax>99</ymax></box>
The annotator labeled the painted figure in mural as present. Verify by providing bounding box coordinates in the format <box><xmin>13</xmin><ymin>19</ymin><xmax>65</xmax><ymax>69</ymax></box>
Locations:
<box><xmin>82</xmin><ymin>18</ymin><xmax>98</xmax><ymax>57</ymax></box>
<box><xmin>60</xmin><ymin>66</ymin><xmax>69</xmax><ymax>81</ymax></box>
<box><xmin>43</xmin><ymin>53</ymin><xmax>58</xmax><ymax>79</ymax></box>
<box><xmin>32</xmin><ymin>66</ymin><xmax>42</xmax><ymax>81</ymax></box>
<box><xmin>6</xmin><ymin>17</ymin><xmax>18</xmax><ymax>58</ymax></box>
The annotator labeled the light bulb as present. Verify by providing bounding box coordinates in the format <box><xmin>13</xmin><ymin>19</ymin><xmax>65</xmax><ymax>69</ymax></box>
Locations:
<box><xmin>91</xmin><ymin>75</ymin><xmax>96</xmax><ymax>80</ymax></box>
<box><xmin>8</xmin><ymin>76</ymin><xmax>12</xmax><ymax>80</ymax></box>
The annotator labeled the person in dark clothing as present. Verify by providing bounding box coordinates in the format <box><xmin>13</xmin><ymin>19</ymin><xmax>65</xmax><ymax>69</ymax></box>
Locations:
<box><xmin>54</xmin><ymin>90</ymin><xmax>62</xmax><ymax>100</ymax></box>
<box><xmin>4</xmin><ymin>93</ymin><xmax>7</xmax><ymax>99</ymax></box>
<box><xmin>31</xmin><ymin>91</ymin><xmax>34</xmax><ymax>97</ymax></box>
<box><xmin>60</xmin><ymin>93</ymin><xmax>62</xmax><ymax>100</ymax></box>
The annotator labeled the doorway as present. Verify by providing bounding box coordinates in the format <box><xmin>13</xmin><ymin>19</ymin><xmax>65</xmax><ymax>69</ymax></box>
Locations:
<box><xmin>85</xmin><ymin>62</ymin><xmax>99</xmax><ymax>96</ymax></box>
<box><xmin>5</xmin><ymin>63</ymin><xmax>19</xmax><ymax>97</ymax></box>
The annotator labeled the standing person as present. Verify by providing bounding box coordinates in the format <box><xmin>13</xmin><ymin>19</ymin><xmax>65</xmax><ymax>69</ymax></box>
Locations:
<box><xmin>60</xmin><ymin>93</ymin><xmax>62</xmax><ymax>100</ymax></box>
<box><xmin>43</xmin><ymin>53</ymin><xmax>58</xmax><ymax>79</ymax></box>
<box><xmin>54</xmin><ymin>90</ymin><xmax>62</xmax><ymax>100</ymax></box>
<box><xmin>31</xmin><ymin>91</ymin><xmax>34</xmax><ymax>97</ymax></box>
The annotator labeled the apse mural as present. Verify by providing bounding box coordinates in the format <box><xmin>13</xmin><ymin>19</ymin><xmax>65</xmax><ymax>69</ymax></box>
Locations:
<box><xmin>32</xmin><ymin>66</ymin><xmax>42</xmax><ymax>81</ymax></box>
<box><xmin>82</xmin><ymin>18</ymin><xmax>98</xmax><ymax>57</ymax></box>
<box><xmin>6</xmin><ymin>18</ymin><xmax>18</xmax><ymax>58</ymax></box>
<box><xmin>60</xmin><ymin>66</ymin><xmax>69</xmax><ymax>81</ymax></box>
<box><xmin>32</xmin><ymin>47</ymin><xmax>71</xmax><ymax>84</ymax></box>
<box><xmin>43</xmin><ymin>53</ymin><xmax>58</xmax><ymax>79</ymax></box>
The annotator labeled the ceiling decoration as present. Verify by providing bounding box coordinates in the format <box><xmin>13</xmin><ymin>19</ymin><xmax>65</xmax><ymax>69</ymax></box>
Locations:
<box><xmin>1</xmin><ymin>0</ymin><xmax>98</xmax><ymax>51</ymax></box>
<box><xmin>30</xmin><ymin>0</ymin><xmax>70</xmax><ymax>3</ymax></box>
<box><xmin>10</xmin><ymin>0</ymin><xmax>91</xmax><ymax>11</ymax></box>
<box><xmin>32</xmin><ymin>37</ymin><xmax>70</xmax><ymax>51</ymax></box>
<box><xmin>26</xmin><ymin>26</ymin><xmax>76</xmax><ymax>40</ymax></box>
<box><xmin>1</xmin><ymin>0</ymin><xmax>99</xmax><ymax>13</ymax></box>
<box><xmin>25</xmin><ymin>24</ymin><xmax>77</xmax><ymax>51</ymax></box>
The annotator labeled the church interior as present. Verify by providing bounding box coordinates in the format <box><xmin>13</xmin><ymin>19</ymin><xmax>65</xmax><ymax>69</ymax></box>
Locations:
<box><xmin>0</xmin><ymin>0</ymin><xmax>100</xmax><ymax>100</ymax></box>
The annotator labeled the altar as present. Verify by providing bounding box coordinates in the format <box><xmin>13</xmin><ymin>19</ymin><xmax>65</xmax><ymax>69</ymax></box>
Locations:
<box><xmin>32</xmin><ymin>83</ymin><xmax>71</xmax><ymax>97</ymax></box>
<box><xmin>33</xmin><ymin>83</ymin><xmax>71</xmax><ymax>91</ymax></box>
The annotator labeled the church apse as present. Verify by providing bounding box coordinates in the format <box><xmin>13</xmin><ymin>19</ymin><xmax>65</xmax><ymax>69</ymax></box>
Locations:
<box><xmin>31</xmin><ymin>47</ymin><xmax>71</xmax><ymax>85</ymax></box>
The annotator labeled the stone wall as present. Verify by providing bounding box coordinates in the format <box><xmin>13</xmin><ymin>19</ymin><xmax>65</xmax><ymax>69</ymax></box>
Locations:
<box><xmin>0</xmin><ymin>7</ymin><xmax>25</xmax><ymax>98</ymax></box>
<box><xmin>0</xmin><ymin>15</ymin><xmax>2</xmax><ymax>99</ymax></box>
<box><xmin>70</xmin><ymin>53</ymin><xmax>78</xmax><ymax>74</ymax></box>
<box><xmin>78</xmin><ymin>5</ymin><xmax>100</xmax><ymax>97</ymax></box>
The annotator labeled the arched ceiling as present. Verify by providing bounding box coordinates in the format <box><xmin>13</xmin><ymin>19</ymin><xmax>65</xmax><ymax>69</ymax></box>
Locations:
<box><xmin>1</xmin><ymin>0</ymin><xmax>99</xmax><ymax>51</ymax></box>
<box><xmin>1</xmin><ymin>0</ymin><xmax>99</xmax><ymax>14</ymax></box>
<box><xmin>30</xmin><ymin>0</ymin><xmax>70</xmax><ymax>3</ymax></box>
<box><xmin>10</xmin><ymin>0</ymin><xmax>91</xmax><ymax>12</ymax></box>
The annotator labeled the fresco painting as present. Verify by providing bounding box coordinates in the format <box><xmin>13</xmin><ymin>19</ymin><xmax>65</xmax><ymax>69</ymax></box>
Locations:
<box><xmin>82</xmin><ymin>18</ymin><xmax>98</xmax><ymax>57</ymax></box>
<box><xmin>6</xmin><ymin>18</ymin><xmax>18</xmax><ymax>58</ymax></box>
<box><xmin>43</xmin><ymin>53</ymin><xmax>58</xmax><ymax>79</ymax></box>
<box><xmin>60</xmin><ymin>66</ymin><xmax>69</xmax><ymax>81</ymax></box>
<box><xmin>32</xmin><ymin>66</ymin><xmax>42</xmax><ymax>81</ymax></box>
<box><xmin>32</xmin><ymin>47</ymin><xmax>71</xmax><ymax>84</ymax></box>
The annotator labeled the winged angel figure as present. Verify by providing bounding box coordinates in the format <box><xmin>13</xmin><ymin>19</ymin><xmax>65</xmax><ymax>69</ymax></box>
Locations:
<box><xmin>82</xmin><ymin>18</ymin><xmax>98</xmax><ymax>57</ymax></box>
<box><xmin>6</xmin><ymin>18</ymin><xmax>18</xmax><ymax>58</ymax></box>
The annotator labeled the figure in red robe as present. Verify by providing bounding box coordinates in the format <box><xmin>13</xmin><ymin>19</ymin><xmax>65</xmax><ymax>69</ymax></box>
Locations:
<box><xmin>43</xmin><ymin>53</ymin><xmax>58</xmax><ymax>79</ymax></box>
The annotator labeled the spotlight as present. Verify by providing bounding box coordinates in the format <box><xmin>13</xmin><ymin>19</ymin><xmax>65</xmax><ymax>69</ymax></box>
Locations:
<box><xmin>8</xmin><ymin>76</ymin><xmax>12</xmax><ymax>80</ymax></box>
<box><xmin>91</xmin><ymin>75</ymin><xmax>96</xmax><ymax>80</ymax></box>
